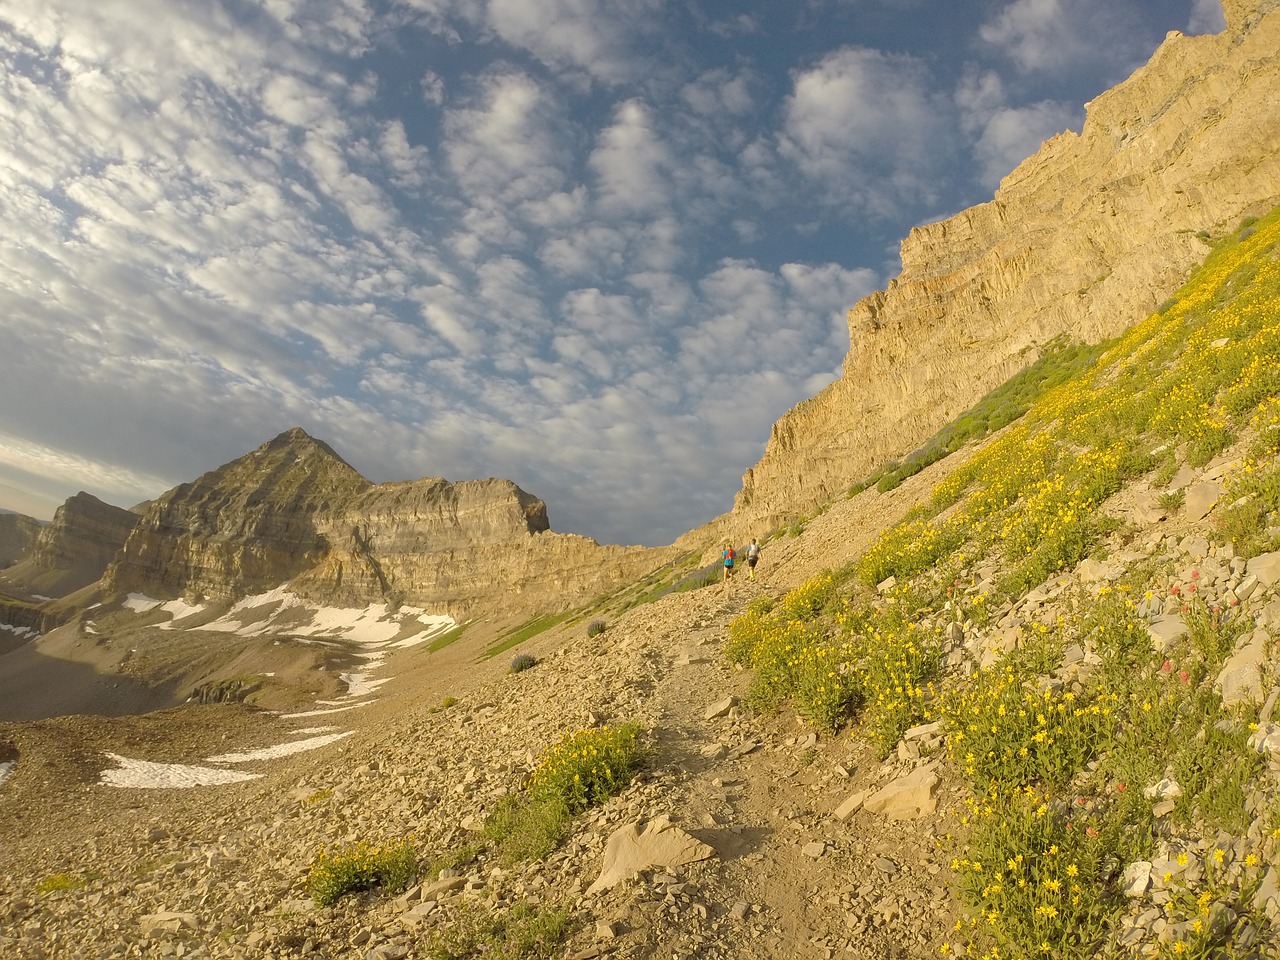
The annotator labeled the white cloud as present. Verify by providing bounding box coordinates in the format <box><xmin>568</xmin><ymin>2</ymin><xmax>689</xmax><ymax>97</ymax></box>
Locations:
<box><xmin>681</xmin><ymin>68</ymin><xmax>756</xmax><ymax>118</ymax></box>
<box><xmin>978</xmin><ymin>0</ymin><xmax>1153</xmax><ymax>82</ymax></box>
<box><xmin>780</xmin><ymin>47</ymin><xmax>954</xmax><ymax>215</ymax></box>
<box><xmin>484</xmin><ymin>0</ymin><xmax>662</xmax><ymax>84</ymax></box>
<box><xmin>589</xmin><ymin>99</ymin><xmax>674</xmax><ymax>216</ymax></box>
<box><xmin>443</xmin><ymin>68</ymin><xmax>573</xmax><ymax>204</ymax></box>
<box><xmin>970</xmin><ymin>100</ymin><xmax>1078</xmax><ymax>186</ymax></box>
<box><xmin>1188</xmin><ymin>0</ymin><xmax>1227</xmax><ymax>34</ymax></box>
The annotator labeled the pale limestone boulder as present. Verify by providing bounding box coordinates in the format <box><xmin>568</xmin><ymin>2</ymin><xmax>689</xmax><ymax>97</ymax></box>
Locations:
<box><xmin>1078</xmin><ymin>558</ymin><xmax>1123</xmax><ymax>583</ymax></box>
<box><xmin>862</xmin><ymin>765</ymin><xmax>939</xmax><ymax>820</ymax></box>
<box><xmin>1148</xmin><ymin>615</ymin><xmax>1188</xmax><ymax>653</ymax></box>
<box><xmin>587</xmin><ymin>815</ymin><xmax>715</xmax><ymax>895</ymax></box>
<box><xmin>1217</xmin><ymin>628</ymin><xmax>1270</xmax><ymax>707</ymax></box>
<box><xmin>1248</xmin><ymin>551</ymin><xmax>1280</xmax><ymax>588</ymax></box>
<box><xmin>140</xmin><ymin>911</ymin><xmax>199</xmax><ymax>939</ymax></box>
<box><xmin>834</xmin><ymin>789</ymin><xmax>870</xmax><ymax>821</ymax></box>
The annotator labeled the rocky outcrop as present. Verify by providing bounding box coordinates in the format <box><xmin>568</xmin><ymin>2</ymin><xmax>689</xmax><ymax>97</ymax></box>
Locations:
<box><xmin>105</xmin><ymin>429</ymin><xmax>373</xmax><ymax>601</ymax></box>
<box><xmin>1</xmin><ymin>493</ymin><xmax>141</xmax><ymax>597</ymax></box>
<box><xmin>704</xmin><ymin>0</ymin><xmax>1280</xmax><ymax>543</ymax></box>
<box><xmin>104</xmin><ymin>428</ymin><xmax>668</xmax><ymax>617</ymax></box>
<box><xmin>0</xmin><ymin>513</ymin><xmax>43</xmax><ymax>567</ymax></box>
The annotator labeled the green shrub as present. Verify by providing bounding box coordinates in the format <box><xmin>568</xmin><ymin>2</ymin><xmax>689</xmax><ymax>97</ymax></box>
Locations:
<box><xmin>509</xmin><ymin>653</ymin><xmax>537</xmax><ymax>673</ymax></box>
<box><xmin>422</xmin><ymin>901</ymin><xmax>572</xmax><ymax>960</ymax></box>
<box><xmin>36</xmin><ymin>873</ymin><xmax>88</xmax><ymax>895</ymax></box>
<box><xmin>483</xmin><ymin>793</ymin><xmax>570</xmax><ymax>864</ymax></box>
<box><xmin>307</xmin><ymin>840</ymin><xmax>417</xmax><ymax>906</ymax></box>
<box><xmin>524</xmin><ymin>724</ymin><xmax>645</xmax><ymax>813</ymax></box>
<box><xmin>483</xmin><ymin>724</ymin><xmax>647</xmax><ymax>865</ymax></box>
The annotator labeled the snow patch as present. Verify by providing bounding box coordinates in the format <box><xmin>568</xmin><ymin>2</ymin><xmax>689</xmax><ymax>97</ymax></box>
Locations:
<box><xmin>0</xmin><ymin>623</ymin><xmax>37</xmax><ymax>639</ymax></box>
<box><xmin>206</xmin><ymin>731</ymin><xmax>353</xmax><ymax>763</ymax></box>
<box><xmin>289</xmin><ymin>726</ymin><xmax>339</xmax><ymax>735</ymax></box>
<box><xmin>280</xmin><ymin>703</ymin><xmax>372</xmax><ymax>719</ymax></box>
<box><xmin>123</xmin><ymin>593</ymin><xmax>162</xmax><ymax>612</ymax></box>
<box><xmin>100</xmin><ymin>754</ymin><xmax>262</xmax><ymax>789</ymax></box>
<box><xmin>161</xmin><ymin>598</ymin><xmax>206</xmax><ymax>621</ymax></box>
<box><xmin>180</xmin><ymin>589</ymin><xmax>453</xmax><ymax>646</ymax></box>
<box><xmin>0</xmin><ymin>761</ymin><xmax>14</xmax><ymax>789</ymax></box>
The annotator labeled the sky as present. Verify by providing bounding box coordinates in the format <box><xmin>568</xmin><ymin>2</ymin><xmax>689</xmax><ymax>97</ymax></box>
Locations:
<box><xmin>0</xmin><ymin>0</ymin><xmax>1228</xmax><ymax>547</ymax></box>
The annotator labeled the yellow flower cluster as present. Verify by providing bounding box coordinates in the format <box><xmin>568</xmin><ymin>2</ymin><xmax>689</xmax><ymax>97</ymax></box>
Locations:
<box><xmin>306</xmin><ymin>838</ymin><xmax>417</xmax><ymax>906</ymax></box>
<box><xmin>943</xmin><ymin>665</ymin><xmax>1112</xmax><ymax>790</ymax></box>
<box><xmin>523</xmin><ymin>723</ymin><xmax>644</xmax><ymax>814</ymax></box>
<box><xmin>727</xmin><ymin>574</ymin><xmax>942</xmax><ymax>749</ymax></box>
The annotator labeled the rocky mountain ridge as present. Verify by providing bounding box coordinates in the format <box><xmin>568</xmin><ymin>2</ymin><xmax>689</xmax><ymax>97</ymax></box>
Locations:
<box><xmin>702</xmin><ymin>0</ymin><xmax>1280</xmax><ymax>547</ymax></box>
<box><xmin>0</xmin><ymin>512</ymin><xmax>43</xmax><ymax>566</ymax></box>
<box><xmin>39</xmin><ymin>427</ymin><xmax>668</xmax><ymax>622</ymax></box>
<box><xmin>2</xmin><ymin>492</ymin><xmax>141</xmax><ymax>597</ymax></box>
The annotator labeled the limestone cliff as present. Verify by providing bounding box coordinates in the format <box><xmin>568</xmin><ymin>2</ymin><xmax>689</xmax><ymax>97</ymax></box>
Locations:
<box><xmin>0</xmin><ymin>512</ymin><xmax>43</xmax><ymax>566</ymax></box>
<box><xmin>104</xmin><ymin>428</ymin><xmax>666</xmax><ymax>617</ymax></box>
<box><xmin>699</xmin><ymin>0</ymin><xmax>1280</xmax><ymax>545</ymax></box>
<box><xmin>105</xmin><ymin>428</ymin><xmax>372</xmax><ymax>600</ymax></box>
<box><xmin>1</xmin><ymin>493</ymin><xmax>141</xmax><ymax>596</ymax></box>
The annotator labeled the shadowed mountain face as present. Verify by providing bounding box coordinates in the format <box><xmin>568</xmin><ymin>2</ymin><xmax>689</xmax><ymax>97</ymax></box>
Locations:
<box><xmin>2</xmin><ymin>493</ymin><xmax>140</xmax><ymax>597</ymax></box>
<box><xmin>0</xmin><ymin>513</ymin><xmax>43</xmax><ymax>566</ymax></box>
<box><xmin>104</xmin><ymin>428</ymin><xmax>374</xmax><ymax>602</ymax></box>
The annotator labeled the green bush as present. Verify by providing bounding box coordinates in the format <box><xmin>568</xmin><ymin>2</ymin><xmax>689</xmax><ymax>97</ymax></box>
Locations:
<box><xmin>423</xmin><ymin>901</ymin><xmax>572</xmax><ymax>960</ymax></box>
<box><xmin>509</xmin><ymin>653</ymin><xmax>537</xmax><ymax>673</ymax></box>
<box><xmin>483</xmin><ymin>724</ymin><xmax>647</xmax><ymax>865</ymax></box>
<box><xmin>307</xmin><ymin>840</ymin><xmax>417</xmax><ymax>906</ymax></box>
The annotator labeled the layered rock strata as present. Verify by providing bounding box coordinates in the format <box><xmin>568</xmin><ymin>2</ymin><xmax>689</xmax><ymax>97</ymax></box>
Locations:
<box><xmin>705</xmin><ymin>0</ymin><xmax>1280</xmax><ymax>543</ymax></box>
<box><xmin>2</xmin><ymin>493</ymin><xmax>141</xmax><ymax>597</ymax></box>
<box><xmin>105</xmin><ymin>429</ymin><xmax>665</xmax><ymax>618</ymax></box>
<box><xmin>0</xmin><ymin>513</ymin><xmax>43</xmax><ymax>566</ymax></box>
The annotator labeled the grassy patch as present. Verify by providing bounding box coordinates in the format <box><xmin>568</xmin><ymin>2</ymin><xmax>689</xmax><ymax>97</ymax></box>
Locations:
<box><xmin>422</xmin><ymin>902</ymin><xmax>573</xmax><ymax>960</ymax></box>
<box><xmin>726</xmin><ymin>206</ymin><xmax>1280</xmax><ymax>959</ymax></box>
<box><xmin>483</xmin><ymin>613</ymin><xmax>570</xmax><ymax>659</ymax></box>
<box><xmin>484</xmin><ymin>724</ymin><xmax>646</xmax><ymax>865</ymax></box>
<box><xmin>429</xmin><ymin>623</ymin><xmax>469</xmax><ymax>653</ymax></box>
<box><xmin>35</xmin><ymin>872</ymin><xmax>90</xmax><ymax>895</ymax></box>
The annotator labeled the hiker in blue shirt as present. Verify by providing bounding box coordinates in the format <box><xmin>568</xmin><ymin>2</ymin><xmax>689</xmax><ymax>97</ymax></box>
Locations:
<box><xmin>722</xmin><ymin>543</ymin><xmax>736</xmax><ymax>582</ymax></box>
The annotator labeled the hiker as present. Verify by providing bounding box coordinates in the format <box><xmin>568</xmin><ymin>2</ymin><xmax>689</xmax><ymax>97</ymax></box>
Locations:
<box><xmin>746</xmin><ymin>538</ymin><xmax>761</xmax><ymax>579</ymax></box>
<box><xmin>722</xmin><ymin>542</ymin><xmax>736</xmax><ymax>582</ymax></box>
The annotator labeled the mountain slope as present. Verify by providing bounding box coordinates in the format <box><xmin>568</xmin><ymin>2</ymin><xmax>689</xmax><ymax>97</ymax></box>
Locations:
<box><xmin>702</xmin><ymin>0</ymin><xmax>1280</xmax><ymax>546</ymax></box>
<box><xmin>1</xmin><ymin>493</ymin><xmax>140</xmax><ymax>598</ymax></box>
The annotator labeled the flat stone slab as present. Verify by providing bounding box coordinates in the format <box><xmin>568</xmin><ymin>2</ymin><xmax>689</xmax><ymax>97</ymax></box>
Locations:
<box><xmin>1248</xmin><ymin>551</ymin><xmax>1280</xmax><ymax>587</ymax></box>
<box><xmin>862</xmin><ymin>765</ymin><xmax>939</xmax><ymax>820</ymax></box>
<box><xmin>587</xmin><ymin>815</ymin><xmax>715</xmax><ymax>895</ymax></box>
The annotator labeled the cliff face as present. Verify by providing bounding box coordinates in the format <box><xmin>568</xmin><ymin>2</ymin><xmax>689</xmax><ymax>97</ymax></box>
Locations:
<box><xmin>0</xmin><ymin>513</ymin><xmax>43</xmax><ymax>566</ymax></box>
<box><xmin>105</xmin><ymin>428</ymin><xmax>372</xmax><ymax>600</ymax></box>
<box><xmin>104</xmin><ymin>429</ymin><xmax>664</xmax><ymax>617</ymax></box>
<box><xmin>1</xmin><ymin>493</ymin><xmax>141</xmax><ymax>596</ymax></box>
<box><xmin>706</xmin><ymin>0</ymin><xmax>1280</xmax><ymax>543</ymax></box>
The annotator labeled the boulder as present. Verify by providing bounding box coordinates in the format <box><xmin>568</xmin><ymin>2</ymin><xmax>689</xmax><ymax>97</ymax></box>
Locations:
<box><xmin>1248</xmin><ymin>551</ymin><xmax>1280</xmax><ymax>588</ymax></box>
<box><xmin>1148</xmin><ymin>615</ymin><xmax>1188</xmax><ymax>653</ymax></box>
<box><xmin>1216</xmin><ymin>628</ymin><xmax>1269</xmax><ymax>707</ymax></box>
<box><xmin>587</xmin><ymin>815</ymin><xmax>715</xmax><ymax>895</ymax></box>
<box><xmin>862</xmin><ymin>765</ymin><xmax>939</xmax><ymax>820</ymax></box>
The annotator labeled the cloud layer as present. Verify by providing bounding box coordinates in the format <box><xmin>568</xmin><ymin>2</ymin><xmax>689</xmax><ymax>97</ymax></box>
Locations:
<box><xmin>0</xmin><ymin>0</ymin><xmax>1221</xmax><ymax>544</ymax></box>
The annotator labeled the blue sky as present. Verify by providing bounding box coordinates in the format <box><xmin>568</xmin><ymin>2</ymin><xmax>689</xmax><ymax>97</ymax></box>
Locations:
<box><xmin>0</xmin><ymin>0</ymin><xmax>1226</xmax><ymax>546</ymax></box>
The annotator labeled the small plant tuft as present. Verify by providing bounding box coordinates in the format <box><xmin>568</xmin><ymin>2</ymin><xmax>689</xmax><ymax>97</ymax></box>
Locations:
<box><xmin>509</xmin><ymin>653</ymin><xmax>537</xmax><ymax>673</ymax></box>
<box><xmin>586</xmin><ymin>619</ymin><xmax>607</xmax><ymax>638</ymax></box>
<box><xmin>36</xmin><ymin>873</ymin><xmax>87</xmax><ymax>895</ymax></box>
<box><xmin>306</xmin><ymin>839</ymin><xmax>417</xmax><ymax>907</ymax></box>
